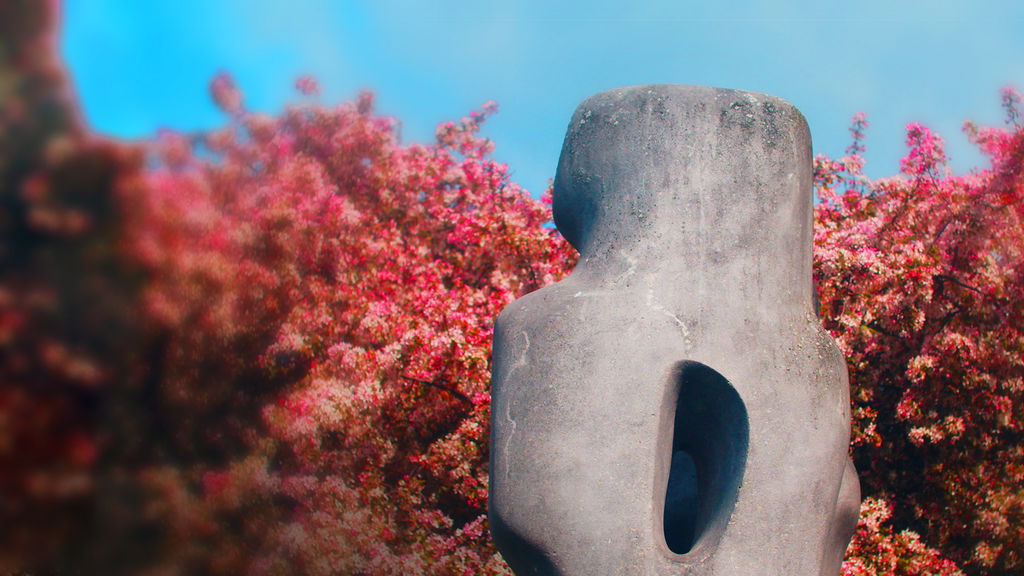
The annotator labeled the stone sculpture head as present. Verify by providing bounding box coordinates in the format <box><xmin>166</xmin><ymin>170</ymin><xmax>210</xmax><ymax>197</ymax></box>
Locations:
<box><xmin>552</xmin><ymin>85</ymin><xmax>815</xmax><ymax>309</ymax></box>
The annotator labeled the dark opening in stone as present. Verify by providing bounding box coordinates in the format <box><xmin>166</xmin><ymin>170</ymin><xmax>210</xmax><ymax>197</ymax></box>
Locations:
<box><xmin>663</xmin><ymin>362</ymin><xmax>749</xmax><ymax>555</ymax></box>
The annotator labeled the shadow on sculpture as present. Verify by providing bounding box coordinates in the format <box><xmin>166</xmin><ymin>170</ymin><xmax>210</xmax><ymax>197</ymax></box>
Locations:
<box><xmin>490</xmin><ymin>517</ymin><xmax>562</xmax><ymax>576</ymax></box>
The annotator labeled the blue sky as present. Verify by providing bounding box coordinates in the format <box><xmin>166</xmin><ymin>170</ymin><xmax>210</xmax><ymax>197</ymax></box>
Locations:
<box><xmin>62</xmin><ymin>1</ymin><xmax>1023</xmax><ymax>197</ymax></box>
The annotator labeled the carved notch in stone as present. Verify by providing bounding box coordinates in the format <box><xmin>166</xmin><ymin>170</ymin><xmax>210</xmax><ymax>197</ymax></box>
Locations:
<box><xmin>662</xmin><ymin>362</ymin><xmax>747</xmax><ymax>556</ymax></box>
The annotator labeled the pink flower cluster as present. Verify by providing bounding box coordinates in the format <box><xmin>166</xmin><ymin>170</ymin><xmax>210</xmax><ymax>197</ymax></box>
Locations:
<box><xmin>115</xmin><ymin>73</ymin><xmax>575</xmax><ymax>574</ymax></box>
<box><xmin>816</xmin><ymin>104</ymin><xmax>1024</xmax><ymax>575</ymax></box>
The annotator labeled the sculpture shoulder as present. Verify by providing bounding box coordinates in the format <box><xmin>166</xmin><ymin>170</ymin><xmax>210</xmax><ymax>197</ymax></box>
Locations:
<box><xmin>495</xmin><ymin>284</ymin><xmax>555</xmax><ymax>334</ymax></box>
<box><xmin>494</xmin><ymin>277</ymin><xmax>581</xmax><ymax>338</ymax></box>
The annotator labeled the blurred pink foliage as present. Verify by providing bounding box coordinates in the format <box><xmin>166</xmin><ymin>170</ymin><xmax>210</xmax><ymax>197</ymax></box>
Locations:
<box><xmin>210</xmin><ymin>71</ymin><xmax>243</xmax><ymax>115</ymax></box>
<box><xmin>295</xmin><ymin>75</ymin><xmax>320</xmax><ymax>97</ymax></box>
<box><xmin>112</xmin><ymin>76</ymin><xmax>574</xmax><ymax>574</ymax></box>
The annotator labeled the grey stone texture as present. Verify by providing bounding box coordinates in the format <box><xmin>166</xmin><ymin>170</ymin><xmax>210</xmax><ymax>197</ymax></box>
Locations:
<box><xmin>489</xmin><ymin>85</ymin><xmax>861</xmax><ymax>576</ymax></box>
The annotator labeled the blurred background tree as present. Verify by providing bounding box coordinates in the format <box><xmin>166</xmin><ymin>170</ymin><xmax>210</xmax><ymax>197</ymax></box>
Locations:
<box><xmin>0</xmin><ymin>0</ymin><xmax>148</xmax><ymax>570</ymax></box>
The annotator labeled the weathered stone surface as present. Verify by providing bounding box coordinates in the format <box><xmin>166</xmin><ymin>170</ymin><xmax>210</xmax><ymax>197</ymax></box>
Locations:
<box><xmin>489</xmin><ymin>85</ymin><xmax>860</xmax><ymax>576</ymax></box>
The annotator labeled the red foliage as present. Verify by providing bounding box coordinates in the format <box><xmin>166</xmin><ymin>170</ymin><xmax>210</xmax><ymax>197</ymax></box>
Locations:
<box><xmin>842</xmin><ymin>498</ymin><xmax>965</xmax><ymax>576</ymax></box>
<box><xmin>115</xmin><ymin>81</ymin><xmax>574</xmax><ymax>574</ymax></box>
<box><xmin>0</xmin><ymin>0</ymin><xmax>148</xmax><ymax>571</ymax></box>
<box><xmin>816</xmin><ymin>95</ymin><xmax>1024</xmax><ymax>576</ymax></box>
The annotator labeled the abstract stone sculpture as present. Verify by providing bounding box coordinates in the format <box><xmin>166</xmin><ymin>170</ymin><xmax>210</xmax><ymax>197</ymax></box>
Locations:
<box><xmin>489</xmin><ymin>85</ymin><xmax>861</xmax><ymax>576</ymax></box>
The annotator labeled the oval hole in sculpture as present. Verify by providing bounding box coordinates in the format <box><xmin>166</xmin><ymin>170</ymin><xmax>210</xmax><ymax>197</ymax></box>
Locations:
<box><xmin>663</xmin><ymin>362</ymin><xmax>749</xmax><ymax>555</ymax></box>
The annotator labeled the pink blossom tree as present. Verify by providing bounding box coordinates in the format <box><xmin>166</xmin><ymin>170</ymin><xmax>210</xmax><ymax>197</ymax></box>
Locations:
<box><xmin>112</xmin><ymin>72</ymin><xmax>574</xmax><ymax>574</ymax></box>
<box><xmin>816</xmin><ymin>91</ymin><xmax>1024</xmax><ymax>576</ymax></box>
